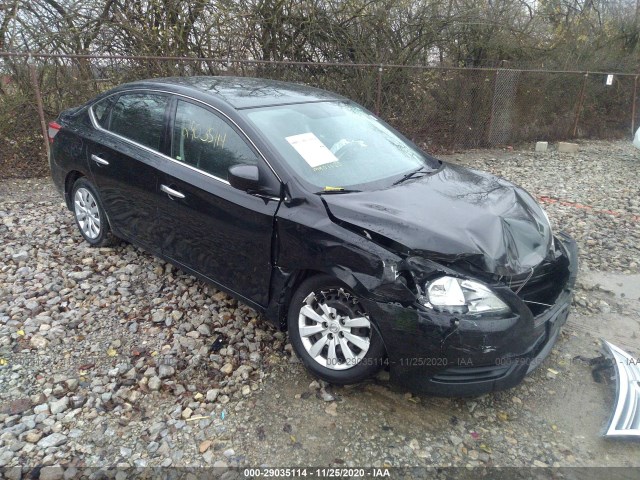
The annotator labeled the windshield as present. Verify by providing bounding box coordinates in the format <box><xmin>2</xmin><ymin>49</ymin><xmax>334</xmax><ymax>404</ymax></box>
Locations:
<box><xmin>243</xmin><ymin>101</ymin><xmax>440</xmax><ymax>191</ymax></box>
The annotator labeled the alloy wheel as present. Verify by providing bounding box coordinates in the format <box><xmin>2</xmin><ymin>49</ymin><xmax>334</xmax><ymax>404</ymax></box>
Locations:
<box><xmin>74</xmin><ymin>187</ymin><xmax>101</xmax><ymax>239</ymax></box>
<box><xmin>298</xmin><ymin>288</ymin><xmax>371</xmax><ymax>370</ymax></box>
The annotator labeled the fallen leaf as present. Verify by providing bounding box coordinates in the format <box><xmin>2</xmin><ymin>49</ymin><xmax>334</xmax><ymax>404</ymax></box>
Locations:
<box><xmin>480</xmin><ymin>443</ymin><xmax>492</xmax><ymax>454</ymax></box>
<box><xmin>106</xmin><ymin>348</ymin><xmax>117</xmax><ymax>357</ymax></box>
<box><xmin>497</xmin><ymin>411</ymin><xmax>508</xmax><ymax>421</ymax></box>
<box><xmin>16</xmin><ymin>330</ymin><xmax>25</xmax><ymax>336</ymax></box>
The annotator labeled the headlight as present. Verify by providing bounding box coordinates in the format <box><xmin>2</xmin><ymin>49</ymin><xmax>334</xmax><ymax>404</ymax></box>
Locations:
<box><xmin>541</xmin><ymin>207</ymin><xmax>556</xmax><ymax>252</ymax></box>
<box><xmin>425</xmin><ymin>276</ymin><xmax>510</xmax><ymax>315</ymax></box>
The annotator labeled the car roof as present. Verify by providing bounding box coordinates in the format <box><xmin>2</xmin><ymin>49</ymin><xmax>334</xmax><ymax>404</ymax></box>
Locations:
<box><xmin>123</xmin><ymin>76</ymin><xmax>346</xmax><ymax>110</ymax></box>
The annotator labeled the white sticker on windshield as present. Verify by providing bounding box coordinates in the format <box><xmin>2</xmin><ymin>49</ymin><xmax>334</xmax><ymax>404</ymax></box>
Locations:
<box><xmin>285</xmin><ymin>132</ymin><xmax>339</xmax><ymax>168</ymax></box>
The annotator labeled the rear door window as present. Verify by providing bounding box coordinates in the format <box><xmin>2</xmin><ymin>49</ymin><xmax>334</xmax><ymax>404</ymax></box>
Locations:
<box><xmin>171</xmin><ymin>100</ymin><xmax>258</xmax><ymax>180</ymax></box>
<box><xmin>108</xmin><ymin>93</ymin><xmax>169</xmax><ymax>151</ymax></box>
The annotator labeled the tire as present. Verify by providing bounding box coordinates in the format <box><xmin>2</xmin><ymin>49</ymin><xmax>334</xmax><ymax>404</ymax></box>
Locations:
<box><xmin>71</xmin><ymin>177</ymin><xmax>118</xmax><ymax>247</ymax></box>
<box><xmin>287</xmin><ymin>274</ymin><xmax>386</xmax><ymax>384</ymax></box>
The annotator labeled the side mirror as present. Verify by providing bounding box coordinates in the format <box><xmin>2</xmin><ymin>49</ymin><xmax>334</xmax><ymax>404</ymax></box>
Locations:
<box><xmin>228</xmin><ymin>164</ymin><xmax>260</xmax><ymax>192</ymax></box>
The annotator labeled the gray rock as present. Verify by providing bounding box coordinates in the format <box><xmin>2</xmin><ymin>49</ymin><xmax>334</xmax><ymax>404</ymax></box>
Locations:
<box><xmin>249</xmin><ymin>352</ymin><xmax>262</xmax><ymax>363</ymax></box>
<box><xmin>203</xmin><ymin>450</ymin><xmax>214</xmax><ymax>464</ymax></box>
<box><xmin>148</xmin><ymin>376</ymin><xmax>162</xmax><ymax>390</ymax></box>
<box><xmin>12</xmin><ymin>251</ymin><xmax>29</xmax><ymax>262</ymax></box>
<box><xmin>25</xmin><ymin>300</ymin><xmax>39</xmax><ymax>310</ymax></box>
<box><xmin>68</xmin><ymin>271</ymin><xmax>92</xmax><ymax>280</ymax></box>
<box><xmin>25</xmin><ymin>430</ymin><xmax>43</xmax><ymax>443</ymax></box>
<box><xmin>70</xmin><ymin>395</ymin><xmax>86</xmax><ymax>409</ymax></box>
<box><xmin>65</xmin><ymin>378</ymin><xmax>79</xmax><ymax>391</ymax></box>
<box><xmin>63</xmin><ymin>467</ymin><xmax>78</xmax><ymax>480</ymax></box>
<box><xmin>3</xmin><ymin>466</ymin><xmax>21</xmax><ymax>480</ymax></box>
<box><xmin>206</xmin><ymin>389</ymin><xmax>220</xmax><ymax>402</ymax></box>
<box><xmin>148</xmin><ymin>422</ymin><xmax>166</xmax><ymax>436</ymax></box>
<box><xmin>39</xmin><ymin>466</ymin><xmax>64</xmax><ymax>480</ymax></box>
<box><xmin>9</xmin><ymin>441</ymin><xmax>25</xmax><ymax>452</ymax></box>
<box><xmin>158</xmin><ymin>364</ymin><xmax>175</xmax><ymax>379</ymax></box>
<box><xmin>33</xmin><ymin>403</ymin><xmax>49</xmax><ymax>415</ymax></box>
<box><xmin>0</xmin><ymin>449</ymin><xmax>14</xmax><ymax>467</ymax></box>
<box><xmin>49</xmin><ymin>396</ymin><xmax>69</xmax><ymax>415</ymax></box>
<box><xmin>197</xmin><ymin>324</ymin><xmax>211</xmax><ymax>336</ymax></box>
<box><xmin>29</xmin><ymin>335</ymin><xmax>49</xmax><ymax>349</ymax></box>
<box><xmin>37</xmin><ymin>433</ymin><xmax>67</xmax><ymax>448</ymax></box>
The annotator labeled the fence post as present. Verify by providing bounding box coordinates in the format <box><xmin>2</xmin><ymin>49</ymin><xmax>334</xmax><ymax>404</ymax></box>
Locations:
<box><xmin>28</xmin><ymin>61</ymin><xmax>50</xmax><ymax>159</ymax></box>
<box><xmin>571</xmin><ymin>72</ymin><xmax>588</xmax><ymax>138</ymax></box>
<box><xmin>375</xmin><ymin>65</ymin><xmax>383</xmax><ymax>116</ymax></box>
<box><xmin>632</xmin><ymin>75</ymin><xmax>638</xmax><ymax>137</ymax></box>
<box><xmin>486</xmin><ymin>69</ymin><xmax>498</xmax><ymax>146</ymax></box>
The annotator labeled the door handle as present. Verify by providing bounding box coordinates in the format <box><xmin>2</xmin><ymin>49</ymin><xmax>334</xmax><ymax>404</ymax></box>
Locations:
<box><xmin>91</xmin><ymin>154</ymin><xmax>109</xmax><ymax>166</ymax></box>
<box><xmin>160</xmin><ymin>184</ymin><xmax>185</xmax><ymax>199</ymax></box>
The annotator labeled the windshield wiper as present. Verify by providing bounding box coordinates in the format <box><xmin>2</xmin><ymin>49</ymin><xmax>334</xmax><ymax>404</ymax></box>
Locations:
<box><xmin>392</xmin><ymin>166</ymin><xmax>429</xmax><ymax>186</ymax></box>
<box><xmin>316</xmin><ymin>188</ymin><xmax>362</xmax><ymax>195</ymax></box>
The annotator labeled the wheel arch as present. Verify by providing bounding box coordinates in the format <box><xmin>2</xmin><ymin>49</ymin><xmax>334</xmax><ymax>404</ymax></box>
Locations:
<box><xmin>64</xmin><ymin>170</ymin><xmax>85</xmax><ymax>210</ymax></box>
<box><xmin>269</xmin><ymin>267</ymin><xmax>369</xmax><ymax>329</ymax></box>
<box><xmin>273</xmin><ymin>268</ymin><xmax>389</xmax><ymax>354</ymax></box>
<box><xmin>285</xmin><ymin>270</ymin><xmax>390</xmax><ymax>375</ymax></box>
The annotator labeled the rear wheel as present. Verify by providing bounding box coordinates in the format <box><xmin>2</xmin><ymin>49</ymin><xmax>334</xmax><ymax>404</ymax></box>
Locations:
<box><xmin>71</xmin><ymin>178</ymin><xmax>118</xmax><ymax>247</ymax></box>
<box><xmin>287</xmin><ymin>274</ymin><xmax>385</xmax><ymax>384</ymax></box>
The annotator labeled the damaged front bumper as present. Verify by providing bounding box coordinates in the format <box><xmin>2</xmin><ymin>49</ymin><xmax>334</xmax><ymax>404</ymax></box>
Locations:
<box><xmin>363</xmin><ymin>232</ymin><xmax>578</xmax><ymax>396</ymax></box>
<box><xmin>602</xmin><ymin>341</ymin><xmax>640</xmax><ymax>437</ymax></box>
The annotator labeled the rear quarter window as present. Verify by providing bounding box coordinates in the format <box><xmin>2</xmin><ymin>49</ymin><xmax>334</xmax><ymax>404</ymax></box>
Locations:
<box><xmin>92</xmin><ymin>96</ymin><xmax>116</xmax><ymax>129</ymax></box>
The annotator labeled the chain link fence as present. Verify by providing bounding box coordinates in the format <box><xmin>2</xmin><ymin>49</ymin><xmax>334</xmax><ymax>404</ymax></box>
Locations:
<box><xmin>1</xmin><ymin>53</ymin><xmax>638</xmax><ymax>178</ymax></box>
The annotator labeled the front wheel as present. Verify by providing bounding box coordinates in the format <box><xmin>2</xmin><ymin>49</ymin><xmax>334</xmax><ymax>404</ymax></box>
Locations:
<box><xmin>287</xmin><ymin>274</ymin><xmax>386</xmax><ymax>384</ymax></box>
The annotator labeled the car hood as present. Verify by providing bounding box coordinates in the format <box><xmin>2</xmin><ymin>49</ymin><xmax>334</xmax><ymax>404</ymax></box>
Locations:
<box><xmin>322</xmin><ymin>163</ymin><xmax>552</xmax><ymax>276</ymax></box>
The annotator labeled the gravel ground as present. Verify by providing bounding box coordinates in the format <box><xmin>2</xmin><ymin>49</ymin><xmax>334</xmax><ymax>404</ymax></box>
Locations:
<box><xmin>1</xmin><ymin>140</ymin><xmax>639</xmax><ymax>474</ymax></box>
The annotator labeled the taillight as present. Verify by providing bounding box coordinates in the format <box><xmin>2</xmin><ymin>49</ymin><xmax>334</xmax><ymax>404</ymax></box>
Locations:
<box><xmin>48</xmin><ymin>121</ymin><xmax>61</xmax><ymax>144</ymax></box>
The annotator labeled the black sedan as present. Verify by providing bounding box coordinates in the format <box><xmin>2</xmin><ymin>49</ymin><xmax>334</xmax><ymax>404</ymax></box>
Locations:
<box><xmin>49</xmin><ymin>77</ymin><xmax>577</xmax><ymax>396</ymax></box>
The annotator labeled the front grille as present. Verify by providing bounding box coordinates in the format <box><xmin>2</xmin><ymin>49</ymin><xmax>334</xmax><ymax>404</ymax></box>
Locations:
<box><xmin>506</xmin><ymin>255</ymin><xmax>570</xmax><ymax>316</ymax></box>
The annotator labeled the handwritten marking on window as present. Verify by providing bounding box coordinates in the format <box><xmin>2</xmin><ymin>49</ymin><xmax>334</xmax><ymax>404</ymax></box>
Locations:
<box><xmin>182</xmin><ymin>120</ymin><xmax>227</xmax><ymax>148</ymax></box>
